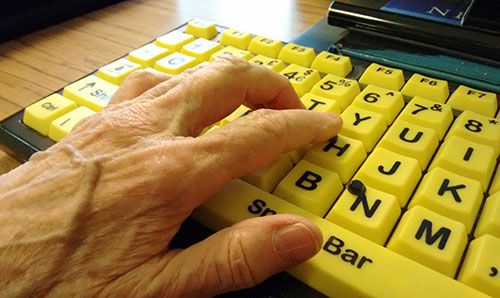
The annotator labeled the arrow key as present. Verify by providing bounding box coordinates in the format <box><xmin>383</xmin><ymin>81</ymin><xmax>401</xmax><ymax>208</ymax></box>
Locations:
<box><xmin>63</xmin><ymin>75</ymin><xmax>118</xmax><ymax>111</ymax></box>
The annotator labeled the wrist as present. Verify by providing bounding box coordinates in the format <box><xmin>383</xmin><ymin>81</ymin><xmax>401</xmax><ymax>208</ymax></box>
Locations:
<box><xmin>0</xmin><ymin>144</ymin><xmax>102</xmax><ymax>296</ymax></box>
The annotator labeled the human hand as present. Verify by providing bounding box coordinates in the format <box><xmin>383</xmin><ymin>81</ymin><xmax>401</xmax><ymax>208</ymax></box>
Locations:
<box><xmin>0</xmin><ymin>57</ymin><xmax>342</xmax><ymax>297</ymax></box>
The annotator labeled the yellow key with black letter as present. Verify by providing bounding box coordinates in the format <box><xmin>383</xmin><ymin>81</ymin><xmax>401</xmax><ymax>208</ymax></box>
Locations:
<box><xmin>310</xmin><ymin>51</ymin><xmax>352</xmax><ymax>77</ymax></box>
<box><xmin>326</xmin><ymin>184</ymin><xmax>400</xmax><ymax>245</ymax></box>
<box><xmin>447</xmin><ymin>85</ymin><xmax>497</xmax><ymax>117</ymax></box>
<box><xmin>399</xmin><ymin>96</ymin><xmax>453</xmax><ymax>140</ymax></box>
<box><xmin>351</xmin><ymin>84</ymin><xmax>404</xmax><ymax>125</ymax></box>
<box><xmin>459</xmin><ymin>235</ymin><xmax>500</xmax><ymax>298</ymax></box>
<box><xmin>429</xmin><ymin>136</ymin><xmax>496</xmax><ymax>191</ymax></box>
<box><xmin>388</xmin><ymin>206</ymin><xmax>467</xmax><ymax>277</ymax></box>
<box><xmin>377</xmin><ymin>120</ymin><xmax>439</xmax><ymax>170</ymax></box>
<box><xmin>300</xmin><ymin>93</ymin><xmax>341</xmax><ymax>114</ymax></box>
<box><xmin>192</xmin><ymin>179</ymin><xmax>488</xmax><ymax>298</ymax></box>
<box><xmin>63</xmin><ymin>75</ymin><xmax>118</xmax><ymax>112</ymax></box>
<box><xmin>304</xmin><ymin>135</ymin><xmax>367</xmax><ymax>184</ymax></box>
<box><xmin>23</xmin><ymin>94</ymin><xmax>77</xmax><ymax>136</ymax></box>
<box><xmin>278</xmin><ymin>43</ymin><xmax>316</xmax><ymax>67</ymax></box>
<box><xmin>273</xmin><ymin>160</ymin><xmax>343</xmax><ymax>217</ymax></box>
<box><xmin>359</xmin><ymin>63</ymin><xmax>405</xmax><ymax>91</ymax></box>
<box><xmin>446</xmin><ymin>110</ymin><xmax>500</xmax><ymax>155</ymax></box>
<box><xmin>248</xmin><ymin>36</ymin><xmax>283</xmax><ymax>58</ymax></box>
<box><xmin>401</xmin><ymin>73</ymin><xmax>449</xmax><ymax>103</ymax></box>
<box><xmin>220</xmin><ymin>28</ymin><xmax>252</xmax><ymax>49</ymax></box>
<box><xmin>354</xmin><ymin>147</ymin><xmax>421</xmax><ymax>207</ymax></box>
<box><xmin>409</xmin><ymin>167</ymin><xmax>482</xmax><ymax>233</ymax></box>
<box><xmin>340</xmin><ymin>105</ymin><xmax>387</xmax><ymax>152</ymax></box>
<box><xmin>310</xmin><ymin>74</ymin><xmax>360</xmax><ymax>111</ymax></box>
<box><xmin>280</xmin><ymin>64</ymin><xmax>320</xmax><ymax>97</ymax></box>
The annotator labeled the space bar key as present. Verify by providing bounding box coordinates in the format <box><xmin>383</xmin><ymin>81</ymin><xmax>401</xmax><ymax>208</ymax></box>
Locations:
<box><xmin>192</xmin><ymin>179</ymin><xmax>489</xmax><ymax>298</ymax></box>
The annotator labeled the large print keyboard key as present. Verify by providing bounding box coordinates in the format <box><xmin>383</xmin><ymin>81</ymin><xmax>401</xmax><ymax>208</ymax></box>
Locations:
<box><xmin>192</xmin><ymin>179</ymin><xmax>488</xmax><ymax>298</ymax></box>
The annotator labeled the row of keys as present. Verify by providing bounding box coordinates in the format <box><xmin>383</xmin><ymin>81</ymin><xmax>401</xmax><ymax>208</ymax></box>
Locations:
<box><xmin>232</xmin><ymin>147</ymin><xmax>500</xmax><ymax>295</ymax></box>
<box><xmin>199</xmin><ymin>18</ymin><xmax>498</xmax><ymax>117</ymax></box>
<box><xmin>100</xmin><ymin>20</ymin><xmax>499</xmax><ymax>119</ymax></box>
<box><xmin>302</xmin><ymin>87</ymin><xmax>499</xmax><ymax>173</ymax></box>
<box><xmin>245</xmin><ymin>157</ymin><xmax>499</xmax><ymax>292</ymax></box>
<box><xmin>21</xmin><ymin>22</ymin><xmax>500</xmax><ymax>199</ymax></box>
<box><xmin>22</xmin><ymin>75</ymin><xmax>116</xmax><ymax>140</ymax></box>
<box><xmin>97</xmin><ymin>18</ymin><xmax>499</xmax><ymax>118</ymax></box>
<box><xmin>22</xmin><ymin>25</ymin><xmax>500</xmax><ymax>164</ymax></box>
<box><xmin>290</xmin><ymin>132</ymin><xmax>496</xmax><ymax>211</ymax></box>
<box><xmin>271</xmin><ymin>58</ymin><xmax>497</xmax><ymax>118</ymax></box>
<box><xmin>192</xmin><ymin>179</ymin><xmax>495</xmax><ymax>298</ymax></box>
<box><xmin>202</xmin><ymin>122</ymin><xmax>499</xmax><ymax>296</ymax></box>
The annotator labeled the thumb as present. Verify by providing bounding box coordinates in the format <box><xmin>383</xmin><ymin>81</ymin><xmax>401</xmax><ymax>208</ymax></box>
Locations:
<box><xmin>161</xmin><ymin>214</ymin><xmax>322</xmax><ymax>297</ymax></box>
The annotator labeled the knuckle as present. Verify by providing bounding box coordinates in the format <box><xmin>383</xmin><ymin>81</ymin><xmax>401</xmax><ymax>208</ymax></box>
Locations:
<box><xmin>212</xmin><ymin>54</ymin><xmax>251</xmax><ymax>74</ymax></box>
<box><xmin>126</xmin><ymin>69</ymin><xmax>156</xmax><ymax>82</ymax></box>
<box><xmin>224</xmin><ymin>230</ymin><xmax>259</xmax><ymax>289</ymax></box>
<box><xmin>251</xmin><ymin>109</ymin><xmax>288</xmax><ymax>142</ymax></box>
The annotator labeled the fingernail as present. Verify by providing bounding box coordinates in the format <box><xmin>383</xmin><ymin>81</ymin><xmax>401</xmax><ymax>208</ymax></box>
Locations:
<box><xmin>273</xmin><ymin>223</ymin><xmax>321</xmax><ymax>264</ymax></box>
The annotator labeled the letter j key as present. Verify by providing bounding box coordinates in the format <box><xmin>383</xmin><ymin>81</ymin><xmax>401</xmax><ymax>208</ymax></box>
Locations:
<box><xmin>354</xmin><ymin>147</ymin><xmax>421</xmax><ymax>206</ymax></box>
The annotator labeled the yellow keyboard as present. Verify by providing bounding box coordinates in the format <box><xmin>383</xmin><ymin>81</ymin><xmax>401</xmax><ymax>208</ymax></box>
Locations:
<box><xmin>1</xmin><ymin>19</ymin><xmax>499</xmax><ymax>298</ymax></box>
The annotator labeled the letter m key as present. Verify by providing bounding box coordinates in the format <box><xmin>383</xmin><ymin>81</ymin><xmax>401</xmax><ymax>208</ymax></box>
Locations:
<box><xmin>415</xmin><ymin>219</ymin><xmax>451</xmax><ymax>250</ymax></box>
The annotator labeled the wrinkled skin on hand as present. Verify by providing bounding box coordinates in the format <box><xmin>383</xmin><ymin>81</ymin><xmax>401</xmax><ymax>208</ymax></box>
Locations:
<box><xmin>0</xmin><ymin>57</ymin><xmax>342</xmax><ymax>297</ymax></box>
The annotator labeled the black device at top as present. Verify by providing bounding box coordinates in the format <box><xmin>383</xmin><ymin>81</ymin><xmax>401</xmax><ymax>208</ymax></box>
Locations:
<box><xmin>0</xmin><ymin>0</ymin><xmax>123</xmax><ymax>42</ymax></box>
<box><xmin>327</xmin><ymin>0</ymin><xmax>500</xmax><ymax>67</ymax></box>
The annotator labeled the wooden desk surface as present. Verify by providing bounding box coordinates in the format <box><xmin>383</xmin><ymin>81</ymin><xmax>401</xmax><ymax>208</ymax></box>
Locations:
<box><xmin>0</xmin><ymin>0</ymin><xmax>331</xmax><ymax>174</ymax></box>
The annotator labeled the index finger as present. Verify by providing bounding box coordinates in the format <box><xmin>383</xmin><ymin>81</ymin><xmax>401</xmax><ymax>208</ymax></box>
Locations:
<box><xmin>152</xmin><ymin>56</ymin><xmax>304</xmax><ymax>135</ymax></box>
